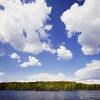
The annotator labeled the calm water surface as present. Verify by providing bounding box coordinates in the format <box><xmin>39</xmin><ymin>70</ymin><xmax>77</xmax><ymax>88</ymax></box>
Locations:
<box><xmin>0</xmin><ymin>90</ymin><xmax>100</xmax><ymax>100</ymax></box>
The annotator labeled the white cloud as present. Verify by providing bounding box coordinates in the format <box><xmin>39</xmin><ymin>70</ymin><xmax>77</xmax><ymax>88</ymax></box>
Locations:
<box><xmin>57</xmin><ymin>46</ymin><xmax>73</xmax><ymax>60</ymax></box>
<box><xmin>75</xmin><ymin>60</ymin><xmax>100</xmax><ymax>80</ymax></box>
<box><xmin>10</xmin><ymin>53</ymin><xmax>21</xmax><ymax>62</ymax></box>
<box><xmin>44</xmin><ymin>25</ymin><xmax>53</xmax><ymax>31</ymax></box>
<box><xmin>75</xmin><ymin>79</ymin><xmax>100</xmax><ymax>84</ymax></box>
<box><xmin>42</xmin><ymin>42</ymin><xmax>56</xmax><ymax>54</ymax></box>
<box><xmin>73</xmin><ymin>59</ymin><xmax>100</xmax><ymax>84</ymax></box>
<box><xmin>61</xmin><ymin>0</ymin><xmax>100</xmax><ymax>55</ymax></box>
<box><xmin>17</xmin><ymin>69</ymin><xmax>100</xmax><ymax>84</ymax></box>
<box><xmin>17</xmin><ymin>59</ymin><xmax>21</xmax><ymax>62</ymax></box>
<box><xmin>0</xmin><ymin>0</ymin><xmax>55</xmax><ymax>54</ymax></box>
<box><xmin>0</xmin><ymin>72</ymin><xmax>5</xmax><ymax>77</ymax></box>
<box><xmin>0</xmin><ymin>49</ymin><xmax>5</xmax><ymax>56</ymax></box>
<box><xmin>27</xmin><ymin>73</ymin><xmax>71</xmax><ymax>82</ymax></box>
<box><xmin>20</xmin><ymin>56</ymin><xmax>42</xmax><ymax>68</ymax></box>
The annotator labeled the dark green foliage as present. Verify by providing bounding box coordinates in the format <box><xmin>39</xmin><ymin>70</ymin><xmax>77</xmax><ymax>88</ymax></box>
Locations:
<box><xmin>0</xmin><ymin>81</ymin><xmax>100</xmax><ymax>91</ymax></box>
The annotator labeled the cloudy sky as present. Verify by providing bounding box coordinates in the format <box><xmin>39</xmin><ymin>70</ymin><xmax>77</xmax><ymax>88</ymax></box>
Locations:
<box><xmin>0</xmin><ymin>0</ymin><xmax>100</xmax><ymax>84</ymax></box>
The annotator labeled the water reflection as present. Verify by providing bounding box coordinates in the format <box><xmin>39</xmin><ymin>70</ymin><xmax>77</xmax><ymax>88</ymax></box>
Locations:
<box><xmin>0</xmin><ymin>90</ymin><xmax>100</xmax><ymax>100</ymax></box>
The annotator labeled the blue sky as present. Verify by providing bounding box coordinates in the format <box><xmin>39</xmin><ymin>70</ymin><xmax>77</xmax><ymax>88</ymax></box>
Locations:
<box><xmin>0</xmin><ymin>0</ymin><xmax>100</xmax><ymax>84</ymax></box>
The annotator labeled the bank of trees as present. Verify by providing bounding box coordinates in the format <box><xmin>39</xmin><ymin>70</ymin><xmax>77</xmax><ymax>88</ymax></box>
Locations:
<box><xmin>0</xmin><ymin>81</ymin><xmax>100</xmax><ymax>91</ymax></box>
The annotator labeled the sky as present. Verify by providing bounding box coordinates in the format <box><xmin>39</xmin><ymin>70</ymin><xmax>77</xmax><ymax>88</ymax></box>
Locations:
<box><xmin>0</xmin><ymin>0</ymin><xmax>100</xmax><ymax>84</ymax></box>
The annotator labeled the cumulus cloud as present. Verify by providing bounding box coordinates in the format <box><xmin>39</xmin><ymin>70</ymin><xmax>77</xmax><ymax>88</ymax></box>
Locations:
<box><xmin>0</xmin><ymin>49</ymin><xmax>5</xmax><ymax>56</ymax></box>
<box><xmin>42</xmin><ymin>42</ymin><xmax>56</xmax><ymax>54</ymax></box>
<box><xmin>0</xmin><ymin>0</ymin><xmax>55</xmax><ymax>54</ymax></box>
<box><xmin>57</xmin><ymin>46</ymin><xmax>73</xmax><ymax>60</ymax></box>
<box><xmin>18</xmin><ymin>72</ymin><xmax>100</xmax><ymax>84</ymax></box>
<box><xmin>75</xmin><ymin>60</ymin><xmax>100</xmax><ymax>80</ymax></box>
<box><xmin>27</xmin><ymin>73</ymin><xmax>71</xmax><ymax>82</ymax></box>
<box><xmin>76</xmin><ymin>79</ymin><xmax>100</xmax><ymax>84</ymax></box>
<box><xmin>61</xmin><ymin>0</ymin><xmax>100</xmax><ymax>55</ymax></box>
<box><xmin>20</xmin><ymin>56</ymin><xmax>42</xmax><ymax>68</ymax></box>
<box><xmin>44</xmin><ymin>25</ymin><xmax>53</xmax><ymax>31</ymax></box>
<box><xmin>10</xmin><ymin>53</ymin><xmax>21</xmax><ymax>62</ymax></box>
<box><xmin>17</xmin><ymin>59</ymin><xmax>21</xmax><ymax>62</ymax></box>
<box><xmin>10</xmin><ymin>53</ymin><xmax>20</xmax><ymax>60</ymax></box>
<box><xmin>73</xmin><ymin>60</ymin><xmax>100</xmax><ymax>84</ymax></box>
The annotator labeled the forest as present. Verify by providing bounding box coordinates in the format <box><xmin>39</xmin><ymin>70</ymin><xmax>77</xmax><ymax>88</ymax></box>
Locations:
<box><xmin>0</xmin><ymin>81</ymin><xmax>100</xmax><ymax>91</ymax></box>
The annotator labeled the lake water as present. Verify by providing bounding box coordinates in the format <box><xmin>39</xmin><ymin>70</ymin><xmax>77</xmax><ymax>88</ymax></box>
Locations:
<box><xmin>0</xmin><ymin>90</ymin><xmax>100</xmax><ymax>100</ymax></box>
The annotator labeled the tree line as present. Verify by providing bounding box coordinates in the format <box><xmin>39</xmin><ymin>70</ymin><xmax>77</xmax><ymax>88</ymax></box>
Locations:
<box><xmin>0</xmin><ymin>81</ymin><xmax>100</xmax><ymax>91</ymax></box>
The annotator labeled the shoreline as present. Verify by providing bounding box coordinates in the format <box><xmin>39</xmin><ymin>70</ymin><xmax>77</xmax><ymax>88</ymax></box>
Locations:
<box><xmin>0</xmin><ymin>81</ymin><xmax>100</xmax><ymax>91</ymax></box>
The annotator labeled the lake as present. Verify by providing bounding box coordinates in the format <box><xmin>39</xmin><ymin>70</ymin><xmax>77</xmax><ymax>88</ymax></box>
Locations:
<box><xmin>0</xmin><ymin>90</ymin><xmax>100</xmax><ymax>100</ymax></box>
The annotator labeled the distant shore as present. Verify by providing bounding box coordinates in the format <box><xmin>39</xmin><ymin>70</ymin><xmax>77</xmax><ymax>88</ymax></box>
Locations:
<box><xmin>0</xmin><ymin>81</ymin><xmax>100</xmax><ymax>91</ymax></box>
